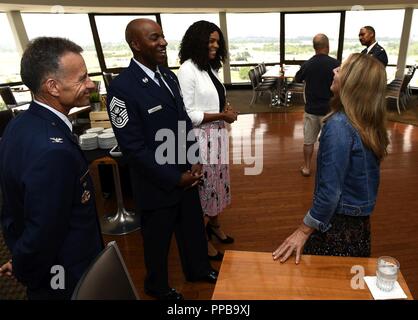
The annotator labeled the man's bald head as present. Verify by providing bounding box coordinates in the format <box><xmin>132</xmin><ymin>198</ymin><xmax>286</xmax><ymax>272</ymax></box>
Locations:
<box><xmin>312</xmin><ymin>33</ymin><xmax>330</xmax><ymax>55</ymax></box>
<box><xmin>125</xmin><ymin>18</ymin><xmax>158</xmax><ymax>49</ymax></box>
<box><xmin>125</xmin><ymin>18</ymin><xmax>167</xmax><ymax>70</ymax></box>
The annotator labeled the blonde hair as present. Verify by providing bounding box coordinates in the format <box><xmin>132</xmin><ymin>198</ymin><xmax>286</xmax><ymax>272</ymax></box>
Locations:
<box><xmin>326</xmin><ymin>53</ymin><xmax>389</xmax><ymax>160</ymax></box>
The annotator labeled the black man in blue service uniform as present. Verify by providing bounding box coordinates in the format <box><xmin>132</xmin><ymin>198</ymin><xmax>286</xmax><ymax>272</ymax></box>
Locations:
<box><xmin>0</xmin><ymin>37</ymin><xmax>103</xmax><ymax>300</ymax></box>
<box><xmin>359</xmin><ymin>26</ymin><xmax>388</xmax><ymax>67</ymax></box>
<box><xmin>106</xmin><ymin>19</ymin><xmax>218</xmax><ymax>300</ymax></box>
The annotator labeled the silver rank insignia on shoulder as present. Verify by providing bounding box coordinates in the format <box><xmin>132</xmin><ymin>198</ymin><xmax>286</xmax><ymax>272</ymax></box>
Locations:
<box><xmin>81</xmin><ymin>190</ymin><xmax>91</xmax><ymax>204</ymax></box>
<box><xmin>142</xmin><ymin>77</ymin><xmax>148</xmax><ymax>83</ymax></box>
<box><xmin>50</xmin><ymin>137</ymin><xmax>63</xmax><ymax>143</ymax></box>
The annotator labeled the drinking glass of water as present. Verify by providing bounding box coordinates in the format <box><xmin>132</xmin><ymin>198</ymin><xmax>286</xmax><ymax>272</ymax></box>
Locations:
<box><xmin>376</xmin><ymin>256</ymin><xmax>400</xmax><ymax>292</ymax></box>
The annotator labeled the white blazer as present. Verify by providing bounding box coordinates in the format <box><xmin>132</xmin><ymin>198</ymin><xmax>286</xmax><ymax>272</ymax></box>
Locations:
<box><xmin>177</xmin><ymin>59</ymin><xmax>225</xmax><ymax>126</ymax></box>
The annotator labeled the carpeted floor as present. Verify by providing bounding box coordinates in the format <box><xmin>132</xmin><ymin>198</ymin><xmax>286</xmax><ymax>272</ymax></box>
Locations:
<box><xmin>0</xmin><ymin>231</ymin><xmax>27</xmax><ymax>300</ymax></box>
<box><xmin>227</xmin><ymin>89</ymin><xmax>305</xmax><ymax>114</ymax></box>
<box><xmin>229</xmin><ymin>89</ymin><xmax>418</xmax><ymax>127</ymax></box>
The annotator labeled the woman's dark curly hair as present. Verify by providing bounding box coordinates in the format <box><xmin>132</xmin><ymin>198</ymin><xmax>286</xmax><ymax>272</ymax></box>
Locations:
<box><xmin>179</xmin><ymin>20</ymin><xmax>227</xmax><ymax>71</ymax></box>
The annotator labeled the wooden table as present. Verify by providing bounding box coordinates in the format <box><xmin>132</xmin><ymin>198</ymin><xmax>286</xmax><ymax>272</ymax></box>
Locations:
<box><xmin>262</xmin><ymin>65</ymin><xmax>299</xmax><ymax>107</ymax></box>
<box><xmin>262</xmin><ymin>64</ymin><xmax>300</xmax><ymax>79</ymax></box>
<box><xmin>212</xmin><ymin>250</ymin><xmax>413</xmax><ymax>300</ymax></box>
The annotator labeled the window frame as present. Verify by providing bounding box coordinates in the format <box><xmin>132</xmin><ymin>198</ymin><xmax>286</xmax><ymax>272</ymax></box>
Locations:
<box><xmin>281</xmin><ymin>10</ymin><xmax>345</xmax><ymax>66</ymax></box>
<box><xmin>88</xmin><ymin>12</ymin><xmax>161</xmax><ymax>73</ymax></box>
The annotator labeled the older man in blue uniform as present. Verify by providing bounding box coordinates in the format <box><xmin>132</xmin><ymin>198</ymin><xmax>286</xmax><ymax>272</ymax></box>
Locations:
<box><xmin>0</xmin><ymin>37</ymin><xmax>103</xmax><ymax>299</ymax></box>
<box><xmin>359</xmin><ymin>26</ymin><xmax>388</xmax><ymax>67</ymax></box>
<box><xmin>107</xmin><ymin>19</ymin><xmax>217</xmax><ymax>300</ymax></box>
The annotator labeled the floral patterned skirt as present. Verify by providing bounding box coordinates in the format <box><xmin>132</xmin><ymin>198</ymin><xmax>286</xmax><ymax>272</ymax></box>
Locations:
<box><xmin>195</xmin><ymin>121</ymin><xmax>231</xmax><ymax>217</ymax></box>
<box><xmin>303</xmin><ymin>214</ymin><xmax>371</xmax><ymax>257</ymax></box>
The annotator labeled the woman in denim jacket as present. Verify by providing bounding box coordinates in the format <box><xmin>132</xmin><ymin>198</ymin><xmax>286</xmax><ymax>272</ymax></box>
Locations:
<box><xmin>273</xmin><ymin>53</ymin><xmax>389</xmax><ymax>264</ymax></box>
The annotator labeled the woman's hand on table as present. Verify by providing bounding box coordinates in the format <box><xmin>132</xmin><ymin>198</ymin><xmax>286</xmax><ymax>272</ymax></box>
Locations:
<box><xmin>272</xmin><ymin>223</ymin><xmax>314</xmax><ymax>264</ymax></box>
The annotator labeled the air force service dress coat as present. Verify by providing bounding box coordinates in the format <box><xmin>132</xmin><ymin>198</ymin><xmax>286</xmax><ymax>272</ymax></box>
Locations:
<box><xmin>106</xmin><ymin>60</ymin><xmax>198</xmax><ymax>210</ymax></box>
<box><xmin>361</xmin><ymin>43</ymin><xmax>388</xmax><ymax>67</ymax></box>
<box><xmin>0</xmin><ymin>103</ymin><xmax>103</xmax><ymax>298</ymax></box>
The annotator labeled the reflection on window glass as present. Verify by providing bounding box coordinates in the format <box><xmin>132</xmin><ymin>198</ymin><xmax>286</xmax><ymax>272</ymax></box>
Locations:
<box><xmin>227</xmin><ymin>13</ymin><xmax>280</xmax><ymax>83</ymax></box>
<box><xmin>0</xmin><ymin>13</ymin><xmax>21</xmax><ymax>84</ymax></box>
<box><xmin>285</xmin><ymin>13</ymin><xmax>340</xmax><ymax>61</ymax></box>
<box><xmin>407</xmin><ymin>10</ymin><xmax>418</xmax><ymax>87</ymax></box>
<box><xmin>161</xmin><ymin>13</ymin><xmax>219</xmax><ymax>68</ymax></box>
<box><xmin>344</xmin><ymin>9</ymin><xmax>404</xmax><ymax>69</ymax></box>
<box><xmin>22</xmin><ymin>13</ymin><xmax>101</xmax><ymax>73</ymax></box>
<box><xmin>95</xmin><ymin>15</ymin><xmax>156</xmax><ymax>69</ymax></box>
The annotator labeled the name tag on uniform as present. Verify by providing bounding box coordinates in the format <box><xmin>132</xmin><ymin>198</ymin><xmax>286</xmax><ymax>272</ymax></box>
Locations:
<box><xmin>148</xmin><ymin>105</ymin><xmax>163</xmax><ymax>114</ymax></box>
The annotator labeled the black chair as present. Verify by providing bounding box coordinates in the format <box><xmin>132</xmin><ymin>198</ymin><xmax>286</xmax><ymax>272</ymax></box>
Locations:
<box><xmin>285</xmin><ymin>82</ymin><xmax>306</xmax><ymax>105</ymax></box>
<box><xmin>386</xmin><ymin>71</ymin><xmax>414</xmax><ymax>114</ymax></box>
<box><xmin>260</xmin><ymin>62</ymin><xmax>267</xmax><ymax>74</ymax></box>
<box><xmin>248</xmin><ymin>68</ymin><xmax>276</xmax><ymax>106</ymax></box>
<box><xmin>71</xmin><ymin>241</ymin><xmax>139</xmax><ymax>300</ymax></box>
<box><xmin>255</xmin><ymin>64</ymin><xmax>276</xmax><ymax>85</ymax></box>
<box><xmin>102</xmin><ymin>72</ymin><xmax>116</xmax><ymax>91</ymax></box>
<box><xmin>0</xmin><ymin>109</ymin><xmax>14</xmax><ymax>137</ymax></box>
<box><xmin>0</xmin><ymin>86</ymin><xmax>31</xmax><ymax>110</ymax></box>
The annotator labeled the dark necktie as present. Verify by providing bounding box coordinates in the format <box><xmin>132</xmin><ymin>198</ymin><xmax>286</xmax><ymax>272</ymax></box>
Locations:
<box><xmin>155</xmin><ymin>72</ymin><xmax>175</xmax><ymax>103</ymax></box>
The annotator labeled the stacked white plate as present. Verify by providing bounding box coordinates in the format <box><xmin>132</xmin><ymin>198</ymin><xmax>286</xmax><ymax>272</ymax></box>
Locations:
<box><xmin>79</xmin><ymin>133</ymin><xmax>98</xmax><ymax>150</ymax></box>
<box><xmin>102</xmin><ymin>128</ymin><xmax>114</xmax><ymax>134</ymax></box>
<box><xmin>85</xmin><ymin>127</ymin><xmax>104</xmax><ymax>135</ymax></box>
<box><xmin>98</xmin><ymin>132</ymin><xmax>117</xmax><ymax>149</ymax></box>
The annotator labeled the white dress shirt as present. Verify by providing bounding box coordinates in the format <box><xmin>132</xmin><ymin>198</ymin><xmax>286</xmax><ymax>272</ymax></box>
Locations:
<box><xmin>367</xmin><ymin>41</ymin><xmax>378</xmax><ymax>54</ymax></box>
<box><xmin>177</xmin><ymin>59</ymin><xmax>225</xmax><ymax>126</ymax></box>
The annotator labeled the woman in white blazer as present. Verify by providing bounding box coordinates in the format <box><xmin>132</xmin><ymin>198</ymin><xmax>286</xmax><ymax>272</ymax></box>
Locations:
<box><xmin>177</xmin><ymin>21</ymin><xmax>238</xmax><ymax>260</ymax></box>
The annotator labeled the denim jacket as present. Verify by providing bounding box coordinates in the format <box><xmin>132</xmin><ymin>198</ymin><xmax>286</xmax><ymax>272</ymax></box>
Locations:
<box><xmin>303</xmin><ymin>112</ymin><xmax>380</xmax><ymax>232</ymax></box>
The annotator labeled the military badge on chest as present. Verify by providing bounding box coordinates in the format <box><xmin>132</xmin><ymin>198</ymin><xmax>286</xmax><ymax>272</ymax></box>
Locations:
<box><xmin>80</xmin><ymin>170</ymin><xmax>91</xmax><ymax>204</ymax></box>
<box><xmin>109</xmin><ymin>96</ymin><xmax>129</xmax><ymax>128</ymax></box>
<box><xmin>81</xmin><ymin>190</ymin><xmax>91</xmax><ymax>204</ymax></box>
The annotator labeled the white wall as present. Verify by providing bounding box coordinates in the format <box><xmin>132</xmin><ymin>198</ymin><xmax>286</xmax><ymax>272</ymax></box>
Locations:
<box><xmin>1</xmin><ymin>0</ymin><xmax>417</xmax><ymax>13</ymax></box>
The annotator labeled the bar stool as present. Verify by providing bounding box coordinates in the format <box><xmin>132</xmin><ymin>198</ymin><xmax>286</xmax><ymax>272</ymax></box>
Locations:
<box><xmin>93</xmin><ymin>156</ymin><xmax>141</xmax><ymax>235</ymax></box>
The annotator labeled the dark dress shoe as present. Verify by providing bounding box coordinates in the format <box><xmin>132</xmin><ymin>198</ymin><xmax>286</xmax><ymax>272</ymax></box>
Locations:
<box><xmin>206</xmin><ymin>224</ymin><xmax>234</xmax><ymax>244</ymax></box>
<box><xmin>208</xmin><ymin>251</ymin><xmax>224</xmax><ymax>261</ymax></box>
<box><xmin>187</xmin><ymin>269</ymin><xmax>219</xmax><ymax>284</ymax></box>
<box><xmin>144</xmin><ymin>287</ymin><xmax>184</xmax><ymax>300</ymax></box>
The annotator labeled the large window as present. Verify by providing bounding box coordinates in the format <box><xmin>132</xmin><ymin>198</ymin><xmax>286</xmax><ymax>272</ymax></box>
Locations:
<box><xmin>344</xmin><ymin>9</ymin><xmax>404</xmax><ymax>81</ymax></box>
<box><xmin>22</xmin><ymin>13</ymin><xmax>101</xmax><ymax>74</ymax></box>
<box><xmin>407</xmin><ymin>10</ymin><xmax>418</xmax><ymax>87</ymax></box>
<box><xmin>161</xmin><ymin>13</ymin><xmax>219</xmax><ymax>69</ymax></box>
<box><xmin>227</xmin><ymin>13</ymin><xmax>280</xmax><ymax>83</ymax></box>
<box><xmin>94</xmin><ymin>15</ymin><xmax>156</xmax><ymax>70</ymax></box>
<box><xmin>284</xmin><ymin>12</ymin><xmax>340</xmax><ymax>61</ymax></box>
<box><xmin>0</xmin><ymin>13</ymin><xmax>21</xmax><ymax>84</ymax></box>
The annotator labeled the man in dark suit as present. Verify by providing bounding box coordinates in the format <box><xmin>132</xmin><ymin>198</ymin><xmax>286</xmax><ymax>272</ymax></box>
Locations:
<box><xmin>359</xmin><ymin>26</ymin><xmax>388</xmax><ymax>67</ymax></box>
<box><xmin>0</xmin><ymin>37</ymin><xmax>103</xmax><ymax>299</ymax></box>
<box><xmin>106</xmin><ymin>18</ymin><xmax>217</xmax><ymax>300</ymax></box>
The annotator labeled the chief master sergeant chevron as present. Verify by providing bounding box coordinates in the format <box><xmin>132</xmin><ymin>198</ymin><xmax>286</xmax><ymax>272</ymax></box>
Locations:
<box><xmin>106</xmin><ymin>18</ymin><xmax>218</xmax><ymax>300</ymax></box>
